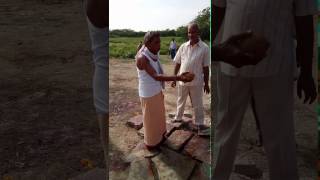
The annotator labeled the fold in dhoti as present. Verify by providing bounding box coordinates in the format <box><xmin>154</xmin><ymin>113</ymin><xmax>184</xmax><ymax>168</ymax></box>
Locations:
<box><xmin>140</xmin><ymin>91</ymin><xmax>167</xmax><ymax>146</ymax></box>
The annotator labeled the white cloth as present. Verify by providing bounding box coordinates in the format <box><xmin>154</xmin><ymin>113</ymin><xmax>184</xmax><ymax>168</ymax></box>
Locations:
<box><xmin>86</xmin><ymin>17</ymin><xmax>108</xmax><ymax>115</ymax></box>
<box><xmin>173</xmin><ymin>40</ymin><xmax>210</xmax><ymax>86</ymax></box>
<box><xmin>213</xmin><ymin>69</ymin><xmax>298</xmax><ymax>180</ymax></box>
<box><xmin>170</xmin><ymin>41</ymin><xmax>177</xmax><ymax>50</ymax></box>
<box><xmin>174</xmin><ymin>85</ymin><xmax>204</xmax><ymax>125</ymax></box>
<box><xmin>136</xmin><ymin>46</ymin><xmax>164</xmax><ymax>98</ymax></box>
<box><xmin>213</xmin><ymin>0</ymin><xmax>318</xmax><ymax>77</ymax></box>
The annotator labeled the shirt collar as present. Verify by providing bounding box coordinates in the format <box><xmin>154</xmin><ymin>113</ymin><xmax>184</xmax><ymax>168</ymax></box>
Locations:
<box><xmin>187</xmin><ymin>39</ymin><xmax>202</xmax><ymax>47</ymax></box>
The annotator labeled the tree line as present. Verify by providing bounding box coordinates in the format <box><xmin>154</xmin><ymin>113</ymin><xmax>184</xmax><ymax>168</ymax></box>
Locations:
<box><xmin>110</xmin><ymin>7</ymin><xmax>210</xmax><ymax>41</ymax></box>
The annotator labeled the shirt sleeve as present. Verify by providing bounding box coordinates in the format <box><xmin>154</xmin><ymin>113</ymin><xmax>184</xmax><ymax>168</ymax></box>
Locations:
<box><xmin>173</xmin><ymin>44</ymin><xmax>182</xmax><ymax>64</ymax></box>
<box><xmin>294</xmin><ymin>0</ymin><xmax>318</xmax><ymax>16</ymax></box>
<box><xmin>202</xmin><ymin>45</ymin><xmax>210</xmax><ymax>67</ymax></box>
<box><xmin>213</xmin><ymin>0</ymin><xmax>227</xmax><ymax>8</ymax></box>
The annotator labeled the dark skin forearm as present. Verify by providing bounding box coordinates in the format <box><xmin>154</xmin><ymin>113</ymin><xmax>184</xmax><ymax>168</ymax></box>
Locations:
<box><xmin>137</xmin><ymin>55</ymin><xmax>183</xmax><ymax>81</ymax></box>
<box><xmin>86</xmin><ymin>0</ymin><xmax>108</xmax><ymax>28</ymax></box>
<box><xmin>203</xmin><ymin>66</ymin><xmax>209</xmax><ymax>85</ymax></box>
<box><xmin>295</xmin><ymin>15</ymin><xmax>314</xmax><ymax>76</ymax></box>
<box><xmin>152</xmin><ymin>74</ymin><xmax>181</xmax><ymax>81</ymax></box>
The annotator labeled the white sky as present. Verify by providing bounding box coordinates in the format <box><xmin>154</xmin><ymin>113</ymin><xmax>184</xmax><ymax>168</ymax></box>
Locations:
<box><xmin>109</xmin><ymin>0</ymin><xmax>210</xmax><ymax>31</ymax></box>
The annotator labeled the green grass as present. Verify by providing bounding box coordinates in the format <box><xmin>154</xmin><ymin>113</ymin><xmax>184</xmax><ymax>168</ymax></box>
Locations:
<box><xmin>109</xmin><ymin>36</ymin><xmax>186</xmax><ymax>59</ymax></box>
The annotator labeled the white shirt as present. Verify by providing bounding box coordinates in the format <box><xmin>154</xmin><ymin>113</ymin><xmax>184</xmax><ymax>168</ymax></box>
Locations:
<box><xmin>213</xmin><ymin>0</ymin><xmax>318</xmax><ymax>77</ymax></box>
<box><xmin>174</xmin><ymin>40</ymin><xmax>210</xmax><ymax>86</ymax></box>
<box><xmin>136</xmin><ymin>46</ymin><xmax>163</xmax><ymax>98</ymax></box>
<box><xmin>170</xmin><ymin>41</ymin><xmax>177</xmax><ymax>50</ymax></box>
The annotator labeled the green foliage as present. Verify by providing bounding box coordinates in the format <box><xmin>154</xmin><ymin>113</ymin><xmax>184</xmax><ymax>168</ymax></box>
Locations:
<box><xmin>110</xmin><ymin>36</ymin><xmax>185</xmax><ymax>58</ymax></box>
<box><xmin>176</xmin><ymin>26</ymin><xmax>188</xmax><ymax>40</ymax></box>
<box><xmin>194</xmin><ymin>7</ymin><xmax>210</xmax><ymax>41</ymax></box>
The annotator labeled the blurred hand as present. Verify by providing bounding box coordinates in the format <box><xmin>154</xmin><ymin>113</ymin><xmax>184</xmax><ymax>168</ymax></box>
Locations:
<box><xmin>297</xmin><ymin>72</ymin><xmax>317</xmax><ymax>104</ymax></box>
<box><xmin>179</xmin><ymin>72</ymin><xmax>195</xmax><ymax>82</ymax></box>
<box><xmin>215</xmin><ymin>31</ymin><xmax>270</xmax><ymax>68</ymax></box>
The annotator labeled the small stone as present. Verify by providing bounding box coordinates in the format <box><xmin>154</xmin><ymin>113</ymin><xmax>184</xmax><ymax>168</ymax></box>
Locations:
<box><xmin>126</xmin><ymin>115</ymin><xmax>143</xmax><ymax>130</ymax></box>
<box><xmin>165</xmin><ymin>123</ymin><xmax>176</xmax><ymax>137</ymax></box>
<box><xmin>183</xmin><ymin>135</ymin><xmax>210</xmax><ymax>164</ymax></box>
<box><xmin>165</xmin><ymin>130</ymin><xmax>194</xmax><ymax>151</ymax></box>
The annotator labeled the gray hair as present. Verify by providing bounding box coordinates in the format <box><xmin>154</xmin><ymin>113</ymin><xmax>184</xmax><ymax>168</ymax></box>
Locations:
<box><xmin>188</xmin><ymin>22</ymin><xmax>200</xmax><ymax>31</ymax></box>
<box><xmin>144</xmin><ymin>31</ymin><xmax>160</xmax><ymax>44</ymax></box>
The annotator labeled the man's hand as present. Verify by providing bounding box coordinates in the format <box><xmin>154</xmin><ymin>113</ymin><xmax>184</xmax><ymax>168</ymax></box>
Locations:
<box><xmin>179</xmin><ymin>72</ymin><xmax>195</xmax><ymax>82</ymax></box>
<box><xmin>214</xmin><ymin>31</ymin><xmax>270</xmax><ymax>68</ymax></box>
<box><xmin>297</xmin><ymin>72</ymin><xmax>317</xmax><ymax>104</ymax></box>
<box><xmin>204</xmin><ymin>84</ymin><xmax>210</xmax><ymax>94</ymax></box>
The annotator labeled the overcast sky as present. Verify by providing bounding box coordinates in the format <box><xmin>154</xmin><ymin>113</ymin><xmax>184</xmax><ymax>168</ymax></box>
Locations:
<box><xmin>109</xmin><ymin>0</ymin><xmax>210</xmax><ymax>31</ymax></box>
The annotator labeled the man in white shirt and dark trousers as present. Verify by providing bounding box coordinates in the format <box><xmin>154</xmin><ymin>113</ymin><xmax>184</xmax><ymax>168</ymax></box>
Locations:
<box><xmin>171</xmin><ymin>23</ymin><xmax>210</xmax><ymax>136</ymax></box>
<box><xmin>169</xmin><ymin>38</ymin><xmax>177</xmax><ymax>60</ymax></box>
<box><xmin>212</xmin><ymin>0</ymin><xmax>318</xmax><ymax>179</ymax></box>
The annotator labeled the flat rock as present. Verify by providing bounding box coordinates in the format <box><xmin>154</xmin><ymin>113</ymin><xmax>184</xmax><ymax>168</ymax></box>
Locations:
<box><xmin>165</xmin><ymin>123</ymin><xmax>177</xmax><ymax>137</ymax></box>
<box><xmin>127</xmin><ymin>158</ymin><xmax>155</xmax><ymax>180</ymax></box>
<box><xmin>189</xmin><ymin>163</ymin><xmax>211</xmax><ymax>180</ymax></box>
<box><xmin>183</xmin><ymin>135</ymin><xmax>211</xmax><ymax>164</ymax></box>
<box><xmin>165</xmin><ymin>130</ymin><xmax>194</xmax><ymax>151</ymax></box>
<box><xmin>127</xmin><ymin>115</ymin><xmax>143</xmax><ymax>130</ymax></box>
<box><xmin>70</xmin><ymin>168</ymin><xmax>106</xmax><ymax>180</ymax></box>
<box><xmin>152</xmin><ymin>147</ymin><xmax>197</xmax><ymax>180</ymax></box>
<box><xmin>124</xmin><ymin>142</ymin><xmax>161</xmax><ymax>162</ymax></box>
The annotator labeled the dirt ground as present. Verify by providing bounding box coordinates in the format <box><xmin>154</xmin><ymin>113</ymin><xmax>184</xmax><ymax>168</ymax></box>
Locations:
<box><xmin>109</xmin><ymin>57</ymin><xmax>211</xmax><ymax>179</ymax></box>
<box><xmin>0</xmin><ymin>0</ymin><xmax>106</xmax><ymax>179</ymax></box>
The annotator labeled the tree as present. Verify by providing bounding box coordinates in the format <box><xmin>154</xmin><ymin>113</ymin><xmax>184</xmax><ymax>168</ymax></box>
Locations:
<box><xmin>193</xmin><ymin>7</ymin><xmax>210</xmax><ymax>41</ymax></box>
<box><xmin>174</xmin><ymin>7</ymin><xmax>210</xmax><ymax>41</ymax></box>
